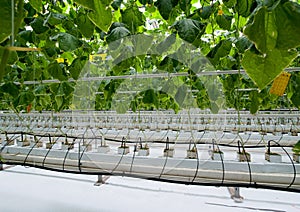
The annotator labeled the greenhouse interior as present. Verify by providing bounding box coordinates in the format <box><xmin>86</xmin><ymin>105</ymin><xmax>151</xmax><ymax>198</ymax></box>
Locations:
<box><xmin>1</xmin><ymin>0</ymin><xmax>300</xmax><ymax>211</ymax></box>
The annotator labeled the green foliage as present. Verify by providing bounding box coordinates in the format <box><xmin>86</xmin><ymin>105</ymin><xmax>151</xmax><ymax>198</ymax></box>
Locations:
<box><xmin>242</xmin><ymin>47</ymin><xmax>297</xmax><ymax>89</ymax></box>
<box><xmin>0</xmin><ymin>0</ymin><xmax>24</xmax><ymax>43</ymax></box>
<box><xmin>121</xmin><ymin>5</ymin><xmax>145</xmax><ymax>33</ymax></box>
<box><xmin>243</xmin><ymin>1</ymin><xmax>300</xmax><ymax>89</ymax></box>
<box><xmin>0</xmin><ymin>0</ymin><xmax>300</xmax><ymax>114</ymax></box>
<box><xmin>293</xmin><ymin>141</ymin><xmax>300</xmax><ymax>154</ymax></box>
<box><xmin>74</xmin><ymin>0</ymin><xmax>113</xmax><ymax>32</ymax></box>
<box><xmin>173</xmin><ymin>19</ymin><xmax>206</xmax><ymax>43</ymax></box>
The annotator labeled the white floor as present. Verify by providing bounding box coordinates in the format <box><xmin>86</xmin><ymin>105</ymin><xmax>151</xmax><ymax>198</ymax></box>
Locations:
<box><xmin>0</xmin><ymin>165</ymin><xmax>299</xmax><ymax>212</ymax></box>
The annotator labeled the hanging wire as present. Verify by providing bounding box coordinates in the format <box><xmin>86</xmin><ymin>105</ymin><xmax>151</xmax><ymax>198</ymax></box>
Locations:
<box><xmin>158</xmin><ymin>137</ymin><xmax>171</xmax><ymax>179</ymax></box>
<box><xmin>11</xmin><ymin>0</ymin><xmax>15</xmax><ymax>47</ymax></box>
<box><xmin>237</xmin><ymin>140</ymin><xmax>252</xmax><ymax>185</ymax></box>
<box><xmin>191</xmin><ymin>130</ymin><xmax>207</xmax><ymax>183</ymax></box>
<box><xmin>110</xmin><ymin>137</ymin><xmax>128</xmax><ymax>174</ymax></box>
<box><xmin>211</xmin><ymin>138</ymin><xmax>225</xmax><ymax>185</ymax></box>
<box><xmin>14</xmin><ymin>67</ymin><xmax>300</xmax><ymax>86</ymax></box>
<box><xmin>267</xmin><ymin>140</ymin><xmax>297</xmax><ymax>189</ymax></box>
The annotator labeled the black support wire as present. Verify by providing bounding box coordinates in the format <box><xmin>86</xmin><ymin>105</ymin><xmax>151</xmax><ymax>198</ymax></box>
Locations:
<box><xmin>191</xmin><ymin>130</ymin><xmax>207</xmax><ymax>183</ymax></box>
<box><xmin>110</xmin><ymin>137</ymin><xmax>127</xmax><ymax>174</ymax></box>
<box><xmin>158</xmin><ymin>137</ymin><xmax>171</xmax><ymax>179</ymax></box>
<box><xmin>23</xmin><ymin>135</ymin><xmax>43</xmax><ymax>166</ymax></box>
<box><xmin>211</xmin><ymin>138</ymin><xmax>225</xmax><ymax>185</ymax></box>
<box><xmin>237</xmin><ymin>140</ymin><xmax>252</xmax><ymax>185</ymax></box>
<box><xmin>42</xmin><ymin>134</ymin><xmax>59</xmax><ymax>167</ymax></box>
<box><xmin>129</xmin><ymin>137</ymin><xmax>143</xmax><ymax>173</ymax></box>
<box><xmin>62</xmin><ymin>138</ymin><xmax>77</xmax><ymax>171</ymax></box>
<box><xmin>267</xmin><ymin>140</ymin><xmax>297</xmax><ymax>189</ymax></box>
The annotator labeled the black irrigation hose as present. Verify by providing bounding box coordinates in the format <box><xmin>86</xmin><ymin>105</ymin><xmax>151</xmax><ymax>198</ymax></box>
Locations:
<box><xmin>77</xmin><ymin>128</ymin><xmax>89</xmax><ymax>173</ymax></box>
<box><xmin>110</xmin><ymin>137</ymin><xmax>127</xmax><ymax>174</ymax></box>
<box><xmin>158</xmin><ymin>137</ymin><xmax>170</xmax><ymax>179</ymax></box>
<box><xmin>78</xmin><ymin>133</ymin><xmax>97</xmax><ymax>173</ymax></box>
<box><xmin>42</xmin><ymin>134</ymin><xmax>59</xmax><ymax>167</ymax></box>
<box><xmin>2</xmin><ymin>160</ymin><xmax>300</xmax><ymax>193</ymax></box>
<box><xmin>191</xmin><ymin>131</ymin><xmax>206</xmax><ymax>183</ymax></box>
<box><xmin>1</xmin><ymin>130</ymin><xmax>298</xmax><ymax>191</ymax></box>
<box><xmin>129</xmin><ymin>143</ymin><xmax>137</xmax><ymax>173</ymax></box>
<box><xmin>1</xmin><ymin>131</ymin><xmax>297</xmax><ymax>148</ymax></box>
<box><xmin>62</xmin><ymin>138</ymin><xmax>76</xmax><ymax>171</ymax></box>
<box><xmin>0</xmin><ymin>131</ymin><xmax>9</xmax><ymax>153</ymax></box>
<box><xmin>212</xmin><ymin>139</ymin><xmax>225</xmax><ymax>185</ymax></box>
<box><xmin>23</xmin><ymin>135</ymin><xmax>43</xmax><ymax>166</ymax></box>
<box><xmin>268</xmin><ymin>140</ymin><xmax>297</xmax><ymax>189</ymax></box>
<box><xmin>237</xmin><ymin>140</ymin><xmax>252</xmax><ymax>185</ymax></box>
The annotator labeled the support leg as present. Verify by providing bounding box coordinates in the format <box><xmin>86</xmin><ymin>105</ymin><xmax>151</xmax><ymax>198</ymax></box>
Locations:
<box><xmin>0</xmin><ymin>163</ymin><xmax>3</xmax><ymax>171</ymax></box>
<box><xmin>94</xmin><ymin>175</ymin><xmax>108</xmax><ymax>186</ymax></box>
<box><xmin>227</xmin><ymin>187</ymin><xmax>244</xmax><ymax>203</ymax></box>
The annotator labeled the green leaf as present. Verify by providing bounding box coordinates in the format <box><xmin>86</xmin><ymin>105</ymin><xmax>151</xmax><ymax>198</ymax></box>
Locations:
<box><xmin>155</xmin><ymin>0</ymin><xmax>173</xmax><ymax>20</ymax></box>
<box><xmin>88</xmin><ymin>2</ymin><xmax>113</xmax><ymax>32</ymax></box>
<box><xmin>76</xmin><ymin>13</ymin><xmax>95</xmax><ymax>38</ymax></box>
<box><xmin>69</xmin><ymin>56</ymin><xmax>87</xmax><ymax>80</ymax></box>
<box><xmin>30</xmin><ymin>18</ymin><xmax>50</xmax><ymax>34</ymax></box>
<box><xmin>249</xmin><ymin>90</ymin><xmax>259</xmax><ymax>114</ymax></box>
<box><xmin>242</xmin><ymin>48</ymin><xmax>297</xmax><ymax>89</ymax></box>
<box><xmin>156</xmin><ymin>33</ymin><xmax>176</xmax><ymax>54</ymax></box>
<box><xmin>198</xmin><ymin>6</ymin><xmax>213</xmax><ymax>19</ymax></box>
<box><xmin>45</xmin><ymin>13</ymin><xmax>67</xmax><ymax>26</ymax></box>
<box><xmin>48</xmin><ymin>62</ymin><xmax>67</xmax><ymax>81</ymax></box>
<box><xmin>274</xmin><ymin>1</ymin><xmax>300</xmax><ymax>50</ymax></box>
<box><xmin>121</xmin><ymin>6</ymin><xmax>145</xmax><ymax>33</ymax></box>
<box><xmin>174</xmin><ymin>19</ymin><xmax>206</xmax><ymax>43</ymax></box>
<box><xmin>73</xmin><ymin>0</ymin><xmax>94</xmax><ymax>10</ymax></box>
<box><xmin>292</xmin><ymin>141</ymin><xmax>300</xmax><ymax>153</ymax></box>
<box><xmin>18</xmin><ymin>91</ymin><xmax>35</xmax><ymax>106</ymax></box>
<box><xmin>143</xmin><ymin>89</ymin><xmax>158</xmax><ymax>106</ymax></box>
<box><xmin>38</xmin><ymin>95</ymin><xmax>51</xmax><ymax>109</ymax></box>
<box><xmin>223</xmin><ymin>0</ymin><xmax>236</xmax><ymax>8</ymax></box>
<box><xmin>106</xmin><ymin>26</ymin><xmax>130</xmax><ymax>43</ymax></box>
<box><xmin>112</xmin><ymin>0</ymin><xmax>122</xmax><ymax>10</ymax></box>
<box><xmin>62</xmin><ymin>82</ymin><xmax>74</xmax><ymax>96</ymax></box>
<box><xmin>116</xmin><ymin>102</ymin><xmax>127</xmax><ymax>113</ymax></box>
<box><xmin>179</xmin><ymin>0</ymin><xmax>191</xmax><ymax>13</ymax></box>
<box><xmin>235</xmin><ymin>36</ymin><xmax>252</xmax><ymax>53</ymax></box>
<box><xmin>44</xmin><ymin>47</ymin><xmax>58</xmax><ymax>58</ymax></box>
<box><xmin>244</xmin><ymin>7</ymin><xmax>277</xmax><ymax>54</ymax></box>
<box><xmin>51</xmin><ymin>33</ymin><xmax>82</xmax><ymax>52</ymax></box>
<box><xmin>0</xmin><ymin>47</ymin><xmax>18</xmax><ymax>65</ymax></box>
<box><xmin>19</xmin><ymin>30</ymin><xmax>34</xmax><ymax>43</ymax></box>
<box><xmin>207</xmin><ymin>39</ymin><xmax>232</xmax><ymax>65</ymax></box>
<box><xmin>29</xmin><ymin>0</ymin><xmax>43</xmax><ymax>12</ymax></box>
<box><xmin>55</xmin><ymin>95</ymin><xmax>64</xmax><ymax>111</ymax></box>
<box><xmin>175</xmin><ymin>85</ymin><xmax>187</xmax><ymax>106</ymax></box>
<box><xmin>132</xmin><ymin>34</ymin><xmax>153</xmax><ymax>55</ymax></box>
<box><xmin>0</xmin><ymin>82</ymin><xmax>19</xmax><ymax>97</ymax></box>
<box><xmin>291</xmin><ymin>92</ymin><xmax>300</xmax><ymax>108</ymax></box>
<box><xmin>74</xmin><ymin>0</ymin><xmax>113</xmax><ymax>32</ymax></box>
<box><xmin>0</xmin><ymin>0</ymin><xmax>24</xmax><ymax>43</ymax></box>
<box><xmin>210</xmin><ymin>102</ymin><xmax>219</xmax><ymax>114</ymax></box>
<box><xmin>235</xmin><ymin>0</ymin><xmax>255</xmax><ymax>17</ymax></box>
<box><xmin>216</xmin><ymin>14</ymin><xmax>232</xmax><ymax>30</ymax></box>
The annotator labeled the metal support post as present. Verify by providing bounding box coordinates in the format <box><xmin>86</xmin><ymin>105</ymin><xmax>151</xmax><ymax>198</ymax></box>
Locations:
<box><xmin>94</xmin><ymin>175</ymin><xmax>104</xmax><ymax>186</ymax></box>
<box><xmin>228</xmin><ymin>187</ymin><xmax>244</xmax><ymax>203</ymax></box>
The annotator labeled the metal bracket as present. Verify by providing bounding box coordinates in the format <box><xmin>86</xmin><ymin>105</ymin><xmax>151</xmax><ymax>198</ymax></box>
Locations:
<box><xmin>94</xmin><ymin>175</ymin><xmax>109</xmax><ymax>186</ymax></box>
<box><xmin>228</xmin><ymin>187</ymin><xmax>244</xmax><ymax>203</ymax></box>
